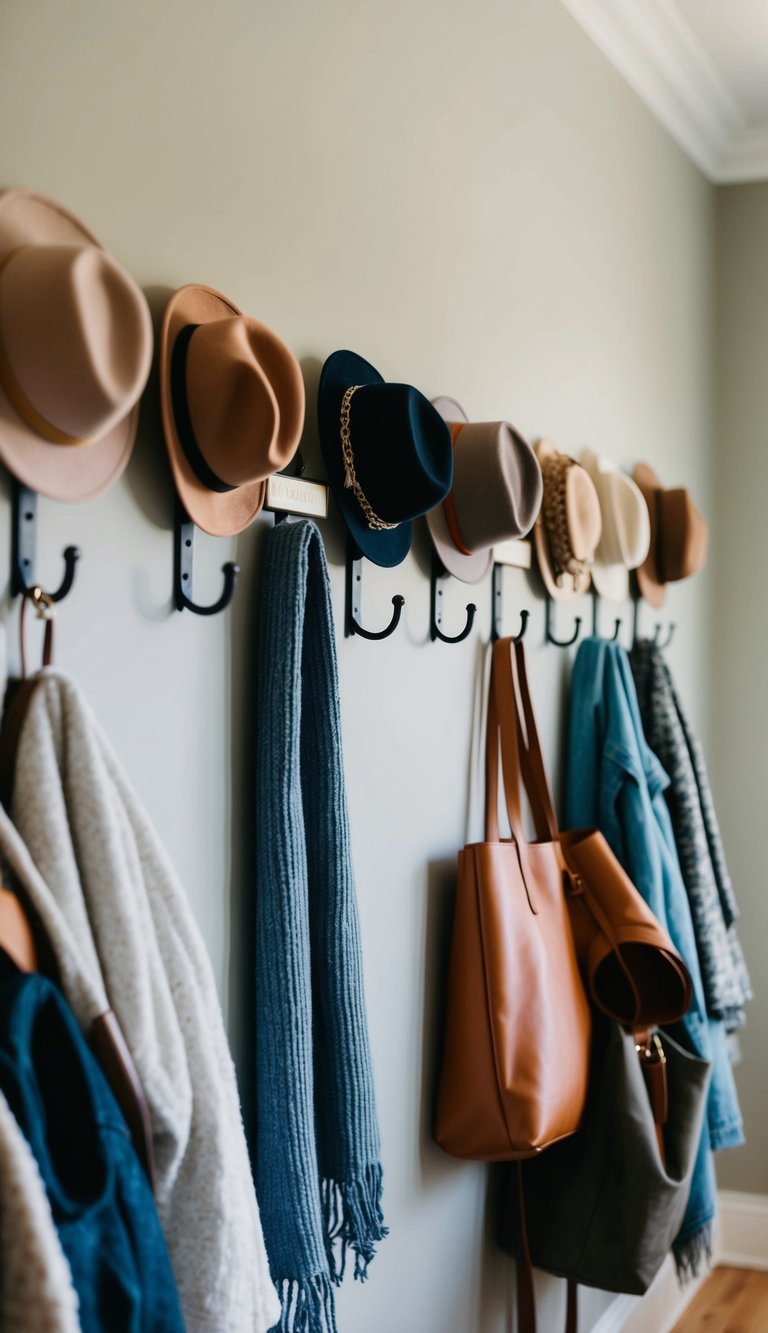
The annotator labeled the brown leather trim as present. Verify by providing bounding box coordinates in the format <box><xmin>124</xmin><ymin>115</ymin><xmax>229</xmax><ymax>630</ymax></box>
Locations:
<box><xmin>90</xmin><ymin>1010</ymin><xmax>156</xmax><ymax>1190</ymax></box>
<box><xmin>441</xmin><ymin>423</ymin><xmax>473</xmax><ymax>556</ymax></box>
<box><xmin>0</xmin><ymin>676</ymin><xmax>45</xmax><ymax>811</ymax></box>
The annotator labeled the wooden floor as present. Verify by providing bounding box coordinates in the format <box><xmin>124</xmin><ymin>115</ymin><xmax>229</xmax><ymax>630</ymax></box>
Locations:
<box><xmin>672</xmin><ymin>1266</ymin><xmax>768</xmax><ymax>1332</ymax></box>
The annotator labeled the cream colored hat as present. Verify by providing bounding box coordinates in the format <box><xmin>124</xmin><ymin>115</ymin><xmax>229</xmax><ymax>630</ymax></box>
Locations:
<box><xmin>533</xmin><ymin>439</ymin><xmax>602</xmax><ymax>602</ymax></box>
<box><xmin>0</xmin><ymin>189</ymin><xmax>153</xmax><ymax>501</ymax></box>
<box><xmin>581</xmin><ymin>450</ymin><xmax>651</xmax><ymax>602</ymax></box>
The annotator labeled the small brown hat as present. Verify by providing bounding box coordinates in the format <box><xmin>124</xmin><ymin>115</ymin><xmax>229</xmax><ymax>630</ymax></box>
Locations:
<box><xmin>0</xmin><ymin>189</ymin><xmax>153</xmax><ymax>501</ymax></box>
<box><xmin>160</xmin><ymin>284</ymin><xmax>305</xmax><ymax>537</ymax></box>
<box><xmin>633</xmin><ymin>463</ymin><xmax>709</xmax><ymax>608</ymax></box>
<box><xmin>426</xmin><ymin>397</ymin><xmax>543</xmax><ymax>585</ymax></box>
<box><xmin>533</xmin><ymin>440</ymin><xmax>602</xmax><ymax>601</ymax></box>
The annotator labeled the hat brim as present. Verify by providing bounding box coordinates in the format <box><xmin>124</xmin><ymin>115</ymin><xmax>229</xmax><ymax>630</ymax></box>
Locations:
<box><xmin>426</xmin><ymin>502</ymin><xmax>493</xmax><ymax>584</ymax></box>
<box><xmin>633</xmin><ymin>462</ymin><xmax>667</xmax><ymax>608</ymax></box>
<box><xmin>591</xmin><ymin>560</ymin><xmax>630</xmax><ymax>602</ymax></box>
<box><xmin>0</xmin><ymin>189</ymin><xmax>138</xmax><ymax>502</ymax></box>
<box><xmin>160</xmin><ymin>284</ymin><xmax>267</xmax><ymax>537</ymax></box>
<box><xmin>317</xmin><ymin>349</ymin><xmax>411</xmax><ymax>568</ymax></box>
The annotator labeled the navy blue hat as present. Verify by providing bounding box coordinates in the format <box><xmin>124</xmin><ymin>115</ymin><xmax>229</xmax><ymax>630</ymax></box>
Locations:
<box><xmin>317</xmin><ymin>349</ymin><xmax>453</xmax><ymax>567</ymax></box>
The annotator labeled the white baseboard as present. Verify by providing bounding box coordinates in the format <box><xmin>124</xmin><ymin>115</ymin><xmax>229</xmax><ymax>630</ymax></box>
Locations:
<box><xmin>717</xmin><ymin>1189</ymin><xmax>768</xmax><ymax>1271</ymax></box>
<box><xmin>590</xmin><ymin>1189</ymin><xmax>768</xmax><ymax>1332</ymax></box>
<box><xmin>589</xmin><ymin>1256</ymin><xmax>706</xmax><ymax>1333</ymax></box>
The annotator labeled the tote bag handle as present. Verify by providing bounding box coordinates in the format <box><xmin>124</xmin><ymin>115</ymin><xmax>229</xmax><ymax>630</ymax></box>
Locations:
<box><xmin>486</xmin><ymin>638</ymin><xmax>560</xmax><ymax>846</ymax></box>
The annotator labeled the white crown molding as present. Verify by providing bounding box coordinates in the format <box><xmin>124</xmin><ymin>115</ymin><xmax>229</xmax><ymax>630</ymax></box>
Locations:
<box><xmin>718</xmin><ymin>126</ymin><xmax>768</xmax><ymax>185</ymax></box>
<box><xmin>560</xmin><ymin>0</ymin><xmax>768</xmax><ymax>183</ymax></box>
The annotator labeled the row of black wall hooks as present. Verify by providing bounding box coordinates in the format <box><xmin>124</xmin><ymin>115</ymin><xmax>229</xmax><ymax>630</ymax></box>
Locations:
<box><xmin>349</xmin><ymin>544</ymin><xmax>674</xmax><ymax>647</ymax></box>
<box><xmin>9</xmin><ymin>478</ymin><xmax>675</xmax><ymax>647</ymax></box>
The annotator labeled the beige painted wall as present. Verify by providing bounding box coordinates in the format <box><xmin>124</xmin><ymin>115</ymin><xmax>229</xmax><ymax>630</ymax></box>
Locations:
<box><xmin>0</xmin><ymin>1</ymin><xmax>721</xmax><ymax>1329</ymax></box>
<box><xmin>712</xmin><ymin>182</ymin><xmax>768</xmax><ymax>1197</ymax></box>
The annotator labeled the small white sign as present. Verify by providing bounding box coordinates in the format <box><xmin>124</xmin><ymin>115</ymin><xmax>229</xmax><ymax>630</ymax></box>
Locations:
<box><xmin>266</xmin><ymin>475</ymin><xmax>329</xmax><ymax>519</ymax></box>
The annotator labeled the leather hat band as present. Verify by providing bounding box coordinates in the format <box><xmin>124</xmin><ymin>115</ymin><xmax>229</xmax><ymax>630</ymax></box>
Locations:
<box><xmin>0</xmin><ymin>250</ymin><xmax>95</xmax><ymax>447</ymax></box>
<box><xmin>171</xmin><ymin>325</ymin><xmax>235</xmax><ymax>494</ymax></box>
<box><xmin>441</xmin><ymin>423</ymin><xmax>472</xmax><ymax>556</ymax></box>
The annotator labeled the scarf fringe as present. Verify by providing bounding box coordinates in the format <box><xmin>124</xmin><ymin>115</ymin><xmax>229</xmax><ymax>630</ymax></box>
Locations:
<box><xmin>277</xmin><ymin>1274</ymin><xmax>338</xmax><ymax>1333</ymax></box>
<box><xmin>674</xmin><ymin>1222</ymin><xmax>713</xmax><ymax>1283</ymax></box>
<box><xmin>322</xmin><ymin>1165</ymin><xmax>389</xmax><ymax>1284</ymax></box>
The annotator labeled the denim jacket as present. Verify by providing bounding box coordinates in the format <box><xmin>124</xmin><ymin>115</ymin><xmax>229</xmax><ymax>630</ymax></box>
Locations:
<box><xmin>565</xmin><ymin>640</ymin><xmax>743</xmax><ymax>1261</ymax></box>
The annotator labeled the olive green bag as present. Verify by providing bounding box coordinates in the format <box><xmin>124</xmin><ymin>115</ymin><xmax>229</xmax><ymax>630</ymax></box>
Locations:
<box><xmin>500</xmin><ymin>1017</ymin><xmax>710</xmax><ymax>1323</ymax></box>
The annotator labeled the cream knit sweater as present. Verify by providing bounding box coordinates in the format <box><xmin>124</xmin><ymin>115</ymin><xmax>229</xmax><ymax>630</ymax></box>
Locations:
<box><xmin>0</xmin><ymin>669</ymin><xmax>279</xmax><ymax>1333</ymax></box>
<box><xmin>0</xmin><ymin>1088</ymin><xmax>80</xmax><ymax>1332</ymax></box>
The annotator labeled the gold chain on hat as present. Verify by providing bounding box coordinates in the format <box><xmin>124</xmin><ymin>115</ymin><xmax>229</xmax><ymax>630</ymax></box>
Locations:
<box><xmin>339</xmin><ymin>385</ymin><xmax>398</xmax><ymax>531</ymax></box>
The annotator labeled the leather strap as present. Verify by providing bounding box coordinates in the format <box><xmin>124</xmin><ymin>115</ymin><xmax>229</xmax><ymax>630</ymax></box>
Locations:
<box><xmin>19</xmin><ymin>589</ymin><xmax>55</xmax><ymax>681</ymax></box>
<box><xmin>91</xmin><ymin>1010</ymin><xmax>156</xmax><ymax>1190</ymax></box>
<box><xmin>510</xmin><ymin>640</ymin><xmax>560</xmax><ymax>841</ymax></box>
<box><xmin>0</xmin><ymin>677</ymin><xmax>45</xmax><ymax>812</ymax></box>
<box><xmin>516</xmin><ymin>1162</ymin><xmax>537</xmax><ymax>1333</ymax></box>
<box><xmin>486</xmin><ymin>641</ymin><xmax>527</xmax><ymax>844</ymax></box>
<box><xmin>566</xmin><ymin>1282</ymin><xmax>578</xmax><ymax>1333</ymax></box>
<box><xmin>487</xmin><ymin>642</ymin><xmax>539</xmax><ymax>909</ymax></box>
<box><xmin>441</xmin><ymin>424</ymin><xmax>472</xmax><ymax>556</ymax></box>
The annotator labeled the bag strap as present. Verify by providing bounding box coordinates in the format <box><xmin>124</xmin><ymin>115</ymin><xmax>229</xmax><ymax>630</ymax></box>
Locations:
<box><xmin>487</xmin><ymin>638</ymin><xmax>560</xmax><ymax>845</ymax></box>
<box><xmin>485</xmin><ymin>640</ymin><xmax>528</xmax><ymax>845</ymax></box>
<box><xmin>19</xmin><ymin>588</ymin><xmax>55</xmax><ymax>681</ymax></box>
<box><xmin>510</xmin><ymin>640</ymin><xmax>560</xmax><ymax>841</ymax></box>
<box><xmin>516</xmin><ymin>1163</ymin><xmax>578</xmax><ymax>1333</ymax></box>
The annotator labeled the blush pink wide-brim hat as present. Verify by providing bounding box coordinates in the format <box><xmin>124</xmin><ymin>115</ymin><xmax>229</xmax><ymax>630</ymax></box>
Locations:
<box><xmin>0</xmin><ymin>189</ymin><xmax>153</xmax><ymax>501</ymax></box>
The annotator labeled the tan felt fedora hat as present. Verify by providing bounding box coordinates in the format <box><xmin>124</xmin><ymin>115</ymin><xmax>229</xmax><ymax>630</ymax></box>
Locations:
<box><xmin>581</xmin><ymin>450</ymin><xmax>651</xmax><ymax>602</ymax></box>
<box><xmin>0</xmin><ymin>189</ymin><xmax>153</xmax><ymax>501</ymax></box>
<box><xmin>427</xmin><ymin>397</ymin><xmax>543</xmax><ymax>585</ymax></box>
<box><xmin>633</xmin><ymin>463</ymin><xmax>708</xmax><ymax>608</ymax></box>
<box><xmin>160</xmin><ymin>285</ymin><xmax>305</xmax><ymax>537</ymax></box>
<box><xmin>533</xmin><ymin>439</ymin><xmax>602</xmax><ymax>602</ymax></box>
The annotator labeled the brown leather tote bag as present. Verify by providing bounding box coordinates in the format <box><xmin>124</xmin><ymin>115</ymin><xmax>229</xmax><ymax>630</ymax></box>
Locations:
<box><xmin>435</xmin><ymin>639</ymin><xmax>692</xmax><ymax>1163</ymax></box>
<box><xmin>435</xmin><ymin>638</ymin><xmax>592</xmax><ymax>1161</ymax></box>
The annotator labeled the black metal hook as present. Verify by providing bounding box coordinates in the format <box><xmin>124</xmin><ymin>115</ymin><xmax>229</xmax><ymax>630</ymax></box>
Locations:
<box><xmin>653</xmin><ymin>622</ymin><xmax>676</xmax><ymax>649</ymax></box>
<box><xmin>545</xmin><ymin>597</ymin><xmax>582</xmax><ymax>647</ymax></box>
<box><xmin>173</xmin><ymin>500</ymin><xmax>239</xmax><ymax>615</ymax></box>
<box><xmin>345</xmin><ymin>536</ymin><xmax>404</xmax><ymax>640</ymax></box>
<box><xmin>430</xmin><ymin>553</ymin><xmax>476</xmax><ymax>644</ymax></box>
<box><xmin>11</xmin><ymin>481</ymin><xmax>81</xmax><ymax>603</ymax></box>
<box><xmin>491</xmin><ymin>563</ymin><xmax>529</xmax><ymax>642</ymax></box>
<box><xmin>591</xmin><ymin>590</ymin><xmax>622</xmax><ymax>642</ymax></box>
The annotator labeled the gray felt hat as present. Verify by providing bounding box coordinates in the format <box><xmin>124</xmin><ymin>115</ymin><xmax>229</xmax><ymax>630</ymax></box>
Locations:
<box><xmin>426</xmin><ymin>397</ymin><xmax>543</xmax><ymax>585</ymax></box>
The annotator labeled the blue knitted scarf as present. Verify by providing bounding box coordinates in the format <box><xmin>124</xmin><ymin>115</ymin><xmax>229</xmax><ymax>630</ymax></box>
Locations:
<box><xmin>253</xmin><ymin>519</ymin><xmax>387</xmax><ymax>1333</ymax></box>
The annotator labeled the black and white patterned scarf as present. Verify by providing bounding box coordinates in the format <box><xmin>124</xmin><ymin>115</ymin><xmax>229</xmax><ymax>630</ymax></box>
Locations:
<box><xmin>630</xmin><ymin>640</ymin><xmax>751</xmax><ymax>1033</ymax></box>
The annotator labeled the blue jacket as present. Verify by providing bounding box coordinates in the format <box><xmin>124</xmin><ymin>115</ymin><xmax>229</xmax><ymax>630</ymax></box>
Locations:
<box><xmin>565</xmin><ymin>640</ymin><xmax>743</xmax><ymax>1258</ymax></box>
<box><xmin>0</xmin><ymin>948</ymin><xmax>184</xmax><ymax>1333</ymax></box>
